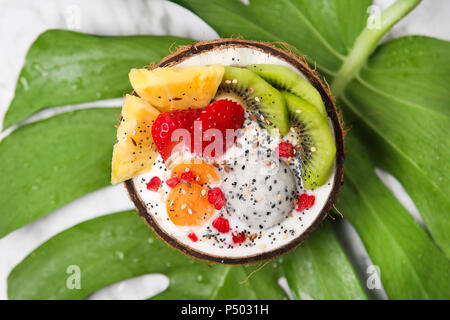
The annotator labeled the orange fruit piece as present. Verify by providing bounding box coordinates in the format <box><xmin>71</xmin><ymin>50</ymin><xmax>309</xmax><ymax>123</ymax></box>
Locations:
<box><xmin>166</xmin><ymin>181</ymin><xmax>215</xmax><ymax>226</ymax></box>
<box><xmin>171</xmin><ymin>160</ymin><xmax>219</xmax><ymax>185</ymax></box>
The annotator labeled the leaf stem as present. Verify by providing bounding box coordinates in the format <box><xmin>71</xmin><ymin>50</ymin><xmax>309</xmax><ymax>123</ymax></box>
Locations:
<box><xmin>331</xmin><ymin>0</ymin><xmax>421</xmax><ymax>97</ymax></box>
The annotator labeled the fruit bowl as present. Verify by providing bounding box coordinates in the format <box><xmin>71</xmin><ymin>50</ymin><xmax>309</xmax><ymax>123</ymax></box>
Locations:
<box><xmin>113</xmin><ymin>38</ymin><xmax>345</xmax><ymax>264</ymax></box>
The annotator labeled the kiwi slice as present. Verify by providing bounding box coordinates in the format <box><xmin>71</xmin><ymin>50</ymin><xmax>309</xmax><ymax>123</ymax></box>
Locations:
<box><xmin>283</xmin><ymin>91</ymin><xmax>336</xmax><ymax>189</ymax></box>
<box><xmin>247</xmin><ymin>64</ymin><xmax>326</xmax><ymax>116</ymax></box>
<box><xmin>218</xmin><ymin>66</ymin><xmax>290</xmax><ymax>135</ymax></box>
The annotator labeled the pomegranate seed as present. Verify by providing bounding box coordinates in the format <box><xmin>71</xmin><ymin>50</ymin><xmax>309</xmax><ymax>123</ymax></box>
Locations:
<box><xmin>212</xmin><ymin>216</ymin><xmax>230</xmax><ymax>233</ymax></box>
<box><xmin>146</xmin><ymin>177</ymin><xmax>161</xmax><ymax>192</ymax></box>
<box><xmin>207</xmin><ymin>187</ymin><xmax>226</xmax><ymax>210</ymax></box>
<box><xmin>166</xmin><ymin>177</ymin><xmax>180</xmax><ymax>188</ymax></box>
<box><xmin>277</xmin><ymin>141</ymin><xmax>294</xmax><ymax>158</ymax></box>
<box><xmin>232</xmin><ymin>231</ymin><xmax>246</xmax><ymax>244</ymax></box>
<box><xmin>181</xmin><ymin>170</ymin><xmax>194</xmax><ymax>181</ymax></box>
<box><xmin>296</xmin><ymin>193</ymin><xmax>315</xmax><ymax>212</ymax></box>
<box><xmin>188</xmin><ymin>232</ymin><xmax>198</xmax><ymax>242</ymax></box>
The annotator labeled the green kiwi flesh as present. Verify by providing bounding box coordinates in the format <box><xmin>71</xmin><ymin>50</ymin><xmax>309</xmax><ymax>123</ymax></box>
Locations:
<box><xmin>247</xmin><ymin>64</ymin><xmax>326</xmax><ymax>116</ymax></box>
<box><xmin>283</xmin><ymin>91</ymin><xmax>336</xmax><ymax>189</ymax></box>
<box><xmin>219</xmin><ymin>66</ymin><xmax>290</xmax><ymax>135</ymax></box>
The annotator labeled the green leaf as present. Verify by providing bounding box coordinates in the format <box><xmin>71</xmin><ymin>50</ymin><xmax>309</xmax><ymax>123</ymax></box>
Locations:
<box><xmin>336</xmin><ymin>130</ymin><xmax>450</xmax><ymax>299</ymax></box>
<box><xmin>7</xmin><ymin>211</ymin><xmax>286</xmax><ymax>300</ymax></box>
<box><xmin>4</xmin><ymin>30</ymin><xmax>193</xmax><ymax>129</ymax></box>
<box><xmin>341</xmin><ymin>36</ymin><xmax>450</xmax><ymax>257</ymax></box>
<box><xmin>0</xmin><ymin>108</ymin><xmax>119</xmax><ymax>238</ymax></box>
<box><xmin>172</xmin><ymin>0</ymin><xmax>450</xmax><ymax>298</ymax></box>
<box><xmin>171</xmin><ymin>0</ymin><xmax>371</xmax><ymax>77</ymax></box>
<box><xmin>8</xmin><ymin>211</ymin><xmax>365</xmax><ymax>300</ymax></box>
<box><xmin>152</xmin><ymin>263</ymin><xmax>285</xmax><ymax>300</ymax></box>
<box><xmin>282</xmin><ymin>221</ymin><xmax>367</xmax><ymax>300</ymax></box>
<box><xmin>331</xmin><ymin>0</ymin><xmax>422</xmax><ymax>95</ymax></box>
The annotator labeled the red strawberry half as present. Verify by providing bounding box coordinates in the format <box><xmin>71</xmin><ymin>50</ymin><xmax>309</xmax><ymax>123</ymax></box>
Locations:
<box><xmin>196</xmin><ymin>99</ymin><xmax>244</xmax><ymax>157</ymax></box>
<box><xmin>151</xmin><ymin>100</ymin><xmax>244</xmax><ymax>160</ymax></box>
<box><xmin>151</xmin><ymin>109</ymin><xmax>201</xmax><ymax>160</ymax></box>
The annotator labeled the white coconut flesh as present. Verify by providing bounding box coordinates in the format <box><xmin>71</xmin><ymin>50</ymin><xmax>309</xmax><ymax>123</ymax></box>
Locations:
<box><xmin>132</xmin><ymin>47</ymin><xmax>336</xmax><ymax>259</ymax></box>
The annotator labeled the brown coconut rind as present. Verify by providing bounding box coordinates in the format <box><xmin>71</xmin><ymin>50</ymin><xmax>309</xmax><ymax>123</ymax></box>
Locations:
<box><xmin>125</xmin><ymin>38</ymin><xmax>345</xmax><ymax>265</ymax></box>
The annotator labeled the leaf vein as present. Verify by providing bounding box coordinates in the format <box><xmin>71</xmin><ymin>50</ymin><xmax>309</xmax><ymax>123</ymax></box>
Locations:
<box><xmin>341</xmin><ymin>95</ymin><xmax>446</xmax><ymax>200</ymax></box>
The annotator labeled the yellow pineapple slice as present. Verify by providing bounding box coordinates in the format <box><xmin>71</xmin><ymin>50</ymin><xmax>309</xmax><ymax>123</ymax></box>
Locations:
<box><xmin>111</xmin><ymin>94</ymin><xmax>160</xmax><ymax>184</ymax></box>
<box><xmin>129</xmin><ymin>64</ymin><xmax>224</xmax><ymax>112</ymax></box>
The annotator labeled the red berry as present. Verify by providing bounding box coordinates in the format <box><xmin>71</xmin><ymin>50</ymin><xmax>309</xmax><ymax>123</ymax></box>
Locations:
<box><xmin>146</xmin><ymin>176</ymin><xmax>161</xmax><ymax>192</ymax></box>
<box><xmin>207</xmin><ymin>187</ymin><xmax>226</xmax><ymax>210</ymax></box>
<box><xmin>188</xmin><ymin>232</ymin><xmax>198</xmax><ymax>242</ymax></box>
<box><xmin>151</xmin><ymin>109</ymin><xmax>202</xmax><ymax>160</ymax></box>
<box><xmin>296</xmin><ymin>193</ymin><xmax>315</xmax><ymax>212</ymax></box>
<box><xmin>180</xmin><ymin>170</ymin><xmax>194</xmax><ymax>181</ymax></box>
<box><xmin>232</xmin><ymin>231</ymin><xmax>246</xmax><ymax>244</ymax></box>
<box><xmin>166</xmin><ymin>177</ymin><xmax>180</xmax><ymax>188</ymax></box>
<box><xmin>151</xmin><ymin>100</ymin><xmax>245</xmax><ymax>160</ymax></box>
<box><xmin>277</xmin><ymin>141</ymin><xmax>294</xmax><ymax>158</ymax></box>
<box><xmin>196</xmin><ymin>99</ymin><xmax>245</xmax><ymax>157</ymax></box>
<box><xmin>212</xmin><ymin>216</ymin><xmax>230</xmax><ymax>233</ymax></box>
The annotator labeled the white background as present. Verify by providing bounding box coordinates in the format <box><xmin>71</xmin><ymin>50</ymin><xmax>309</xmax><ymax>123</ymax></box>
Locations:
<box><xmin>0</xmin><ymin>0</ymin><xmax>449</xmax><ymax>300</ymax></box>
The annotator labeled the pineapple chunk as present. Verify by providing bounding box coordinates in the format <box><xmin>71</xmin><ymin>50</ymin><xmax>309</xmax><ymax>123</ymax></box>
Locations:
<box><xmin>111</xmin><ymin>94</ymin><xmax>159</xmax><ymax>184</ymax></box>
<box><xmin>129</xmin><ymin>64</ymin><xmax>224</xmax><ymax>112</ymax></box>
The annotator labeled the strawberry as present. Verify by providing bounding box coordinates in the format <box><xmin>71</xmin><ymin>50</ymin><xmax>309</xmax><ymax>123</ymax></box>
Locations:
<box><xmin>187</xmin><ymin>232</ymin><xmax>198</xmax><ymax>242</ymax></box>
<box><xmin>166</xmin><ymin>177</ymin><xmax>180</xmax><ymax>188</ymax></box>
<box><xmin>146</xmin><ymin>177</ymin><xmax>161</xmax><ymax>192</ymax></box>
<box><xmin>151</xmin><ymin>100</ymin><xmax>244</xmax><ymax>160</ymax></box>
<box><xmin>151</xmin><ymin>109</ymin><xmax>201</xmax><ymax>160</ymax></box>
<box><xmin>207</xmin><ymin>187</ymin><xmax>226</xmax><ymax>210</ymax></box>
<box><xmin>212</xmin><ymin>216</ymin><xmax>230</xmax><ymax>233</ymax></box>
<box><xmin>232</xmin><ymin>231</ymin><xmax>246</xmax><ymax>244</ymax></box>
<box><xmin>296</xmin><ymin>193</ymin><xmax>315</xmax><ymax>212</ymax></box>
<box><xmin>277</xmin><ymin>141</ymin><xmax>294</xmax><ymax>158</ymax></box>
<box><xmin>196</xmin><ymin>99</ymin><xmax>244</xmax><ymax>157</ymax></box>
<box><xmin>180</xmin><ymin>170</ymin><xmax>194</xmax><ymax>181</ymax></box>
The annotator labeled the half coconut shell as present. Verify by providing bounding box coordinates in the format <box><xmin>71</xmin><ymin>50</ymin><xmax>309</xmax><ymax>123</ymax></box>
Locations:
<box><xmin>125</xmin><ymin>38</ymin><xmax>345</xmax><ymax>265</ymax></box>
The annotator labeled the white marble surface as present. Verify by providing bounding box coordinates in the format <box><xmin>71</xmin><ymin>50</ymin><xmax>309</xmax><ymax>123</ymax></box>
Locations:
<box><xmin>0</xmin><ymin>0</ymin><xmax>448</xmax><ymax>300</ymax></box>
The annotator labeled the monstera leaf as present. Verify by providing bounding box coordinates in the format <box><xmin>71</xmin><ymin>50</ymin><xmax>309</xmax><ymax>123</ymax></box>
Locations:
<box><xmin>169</xmin><ymin>0</ymin><xmax>450</xmax><ymax>297</ymax></box>
<box><xmin>8</xmin><ymin>211</ymin><xmax>283</xmax><ymax>299</ymax></box>
<box><xmin>341</xmin><ymin>36</ymin><xmax>450</xmax><ymax>257</ymax></box>
<box><xmin>171</xmin><ymin>0</ymin><xmax>371</xmax><ymax>78</ymax></box>
<box><xmin>3</xmin><ymin>30</ymin><xmax>193</xmax><ymax>129</ymax></box>
<box><xmin>337</xmin><ymin>130</ymin><xmax>450</xmax><ymax>299</ymax></box>
<box><xmin>8</xmin><ymin>212</ymin><xmax>365</xmax><ymax>300</ymax></box>
<box><xmin>0</xmin><ymin>108</ymin><xmax>119</xmax><ymax>238</ymax></box>
<box><xmin>281</xmin><ymin>221</ymin><xmax>367</xmax><ymax>300</ymax></box>
<box><xmin>2</xmin><ymin>0</ymin><xmax>449</xmax><ymax>300</ymax></box>
<box><xmin>336</xmin><ymin>36</ymin><xmax>450</xmax><ymax>299</ymax></box>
